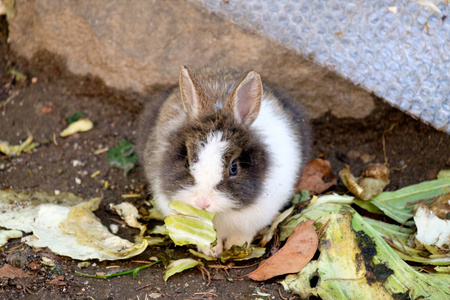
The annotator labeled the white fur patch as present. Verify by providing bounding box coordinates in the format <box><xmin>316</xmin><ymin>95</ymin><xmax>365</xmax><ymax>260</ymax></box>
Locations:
<box><xmin>191</xmin><ymin>131</ymin><xmax>227</xmax><ymax>188</ymax></box>
<box><xmin>171</xmin><ymin>131</ymin><xmax>238</xmax><ymax>213</ymax></box>
<box><xmin>253</xmin><ymin>98</ymin><xmax>302</xmax><ymax>193</ymax></box>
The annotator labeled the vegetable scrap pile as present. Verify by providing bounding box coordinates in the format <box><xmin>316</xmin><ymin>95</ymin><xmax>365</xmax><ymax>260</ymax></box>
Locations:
<box><xmin>0</xmin><ymin>154</ymin><xmax>449</xmax><ymax>298</ymax></box>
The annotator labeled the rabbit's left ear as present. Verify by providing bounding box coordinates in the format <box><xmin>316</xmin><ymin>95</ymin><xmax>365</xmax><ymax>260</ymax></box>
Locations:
<box><xmin>179</xmin><ymin>65</ymin><xmax>211</xmax><ymax>119</ymax></box>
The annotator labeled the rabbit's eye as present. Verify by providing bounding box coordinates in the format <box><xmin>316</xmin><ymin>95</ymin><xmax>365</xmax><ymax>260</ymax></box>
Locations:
<box><xmin>185</xmin><ymin>159</ymin><xmax>190</xmax><ymax>169</ymax></box>
<box><xmin>229</xmin><ymin>160</ymin><xmax>238</xmax><ymax>176</ymax></box>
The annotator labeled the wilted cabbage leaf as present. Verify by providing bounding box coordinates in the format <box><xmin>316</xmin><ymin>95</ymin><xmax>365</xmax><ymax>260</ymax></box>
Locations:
<box><xmin>339</xmin><ymin>164</ymin><xmax>390</xmax><ymax>201</ymax></box>
<box><xmin>282</xmin><ymin>209</ymin><xmax>450</xmax><ymax>300</ymax></box>
<box><xmin>164</xmin><ymin>201</ymin><xmax>216</xmax><ymax>248</ymax></box>
<box><xmin>140</xmin><ymin>236</ymin><xmax>168</xmax><ymax>246</ymax></box>
<box><xmin>187</xmin><ymin>249</ymin><xmax>217</xmax><ymax>261</ymax></box>
<box><xmin>141</xmin><ymin>200</ymin><xmax>165</xmax><ymax>221</ymax></box>
<box><xmin>110</xmin><ymin>202</ymin><xmax>147</xmax><ymax>235</ymax></box>
<box><xmin>0</xmin><ymin>190</ymin><xmax>148</xmax><ymax>261</ymax></box>
<box><xmin>370</xmin><ymin>177</ymin><xmax>450</xmax><ymax>225</ymax></box>
<box><xmin>0</xmin><ymin>190</ymin><xmax>87</xmax><ymax>232</ymax></box>
<box><xmin>219</xmin><ymin>243</ymin><xmax>266</xmax><ymax>263</ymax></box>
<box><xmin>351</xmin><ymin>209</ymin><xmax>450</xmax><ymax>299</ymax></box>
<box><xmin>148</xmin><ymin>225</ymin><xmax>169</xmax><ymax>236</ymax></box>
<box><xmin>0</xmin><ymin>134</ymin><xmax>37</xmax><ymax>156</ymax></box>
<box><xmin>365</xmin><ymin>214</ymin><xmax>449</xmax><ymax>265</ymax></box>
<box><xmin>280</xmin><ymin>194</ymin><xmax>354</xmax><ymax>241</ymax></box>
<box><xmin>164</xmin><ymin>258</ymin><xmax>201</xmax><ymax>281</ymax></box>
<box><xmin>0</xmin><ymin>230</ymin><xmax>22</xmax><ymax>247</ymax></box>
<box><xmin>282</xmin><ymin>212</ymin><xmax>392</xmax><ymax>299</ymax></box>
<box><xmin>60</xmin><ymin>118</ymin><xmax>93</xmax><ymax>137</ymax></box>
<box><xmin>437</xmin><ymin>169</ymin><xmax>450</xmax><ymax>179</ymax></box>
<box><xmin>260</xmin><ymin>206</ymin><xmax>294</xmax><ymax>247</ymax></box>
<box><xmin>24</xmin><ymin>197</ymin><xmax>148</xmax><ymax>260</ymax></box>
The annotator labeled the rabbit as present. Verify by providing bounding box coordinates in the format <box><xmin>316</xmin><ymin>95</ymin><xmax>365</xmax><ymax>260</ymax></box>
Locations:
<box><xmin>137</xmin><ymin>65</ymin><xmax>310</xmax><ymax>257</ymax></box>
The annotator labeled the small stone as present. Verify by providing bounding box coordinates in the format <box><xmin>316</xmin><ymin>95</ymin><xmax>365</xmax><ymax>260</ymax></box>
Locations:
<box><xmin>212</xmin><ymin>273</ymin><xmax>225</xmax><ymax>281</ymax></box>
<box><xmin>149</xmin><ymin>292</ymin><xmax>162</xmax><ymax>299</ymax></box>
<box><xmin>110</xmin><ymin>224</ymin><xmax>119</xmax><ymax>234</ymax></box>
<box><xmin>360</xmin><ymin>153</ymin><xmax>376</xmax><ymax>164</ymax></box>
<box><xmin>72</xmin><ymin>160</ymin><xmax>83</xmax><ymax>167</ymax></box>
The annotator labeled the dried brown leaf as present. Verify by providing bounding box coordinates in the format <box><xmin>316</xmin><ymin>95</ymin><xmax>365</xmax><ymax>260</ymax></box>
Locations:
<box><xmin>0</xmin><ymin>264</ymin><xmax>32</xmax><ymax>279</ymax></box>
<box><xmin>48</xmin><ymin>275</ymin><xmax>67</xmax><ymax>286</ymax></box>
<box><xmin>296</xmin><ymin>158</ymin><xmax>337</xmax><ymax>194</ymax></box>
<box><xmin>246</xmin><ymin>220</ymin><xmax>318</xmax><ymax>281</ymax></box>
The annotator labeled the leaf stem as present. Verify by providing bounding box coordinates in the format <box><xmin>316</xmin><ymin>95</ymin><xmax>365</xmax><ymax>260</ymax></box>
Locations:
<box><xmin>75</xmin><ymin>260</ymin><xmax>161</xmax><ymax>279</ymax></box>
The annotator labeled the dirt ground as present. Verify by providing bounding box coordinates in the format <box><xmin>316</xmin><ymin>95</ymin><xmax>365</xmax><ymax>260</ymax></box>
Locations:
<box><xmin>1</xmin><ymin>16</ymin><xmax>449</xmax><ymax>300</ymax></box>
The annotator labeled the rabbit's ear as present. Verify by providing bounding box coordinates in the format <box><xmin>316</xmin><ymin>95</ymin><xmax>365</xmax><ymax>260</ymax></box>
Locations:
<box><xmin>226</xmin><ymin>71</ymin><xmax>263</xmax><ymax>126</ymax></box>
<box><xmin>179</xmin><ymin>66</ymin><xmax>210</xmax><ymax>119</ymax></box>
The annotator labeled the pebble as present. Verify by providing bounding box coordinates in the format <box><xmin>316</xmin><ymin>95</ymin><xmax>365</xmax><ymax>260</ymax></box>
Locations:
<box><xmin>72</xmin><ymin>160</ymin><xmax>83</xmax><ymax>167</ymax></box>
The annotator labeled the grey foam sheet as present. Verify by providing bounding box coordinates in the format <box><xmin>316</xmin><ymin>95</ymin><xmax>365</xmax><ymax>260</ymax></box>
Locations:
<box><xmin>190</xmin><ymin>0</ymin><xmax>450</xmax><ymax>133</ymax></box>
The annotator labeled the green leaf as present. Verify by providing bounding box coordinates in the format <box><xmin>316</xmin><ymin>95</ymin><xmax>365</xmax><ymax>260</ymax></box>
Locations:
<box><xmin>370</xmin><ymin>178</ymin><xmax>450</xmax><ymax>226</ymax></box>
<box><xmin>164</xmin><ymin>201</ymin><xmax>216</xmax><ymax>248</ymax></box>
<box><xmin>76</xmin><ymin>260</ymin><xmax>160</xmax><ymax>279</ymax></box>
<box><xmin>291</xmin><ymin>190</ymin><xmax>310</xmax><ymax>205</ymax></box>
<box><xmin>107</xmin><ymin>139</ymin><xmax>138</xmax><ymax>176</ymax></box>
<box><xmin>65</xmin><ymin>112</ymin><xmax>84</xmax><ymax>125</ymax></box>
<box><xmin>7</xmin><ymin>68</ymin><xmax>27</xmax><ymax>81</ymax></box>
<box><xmin>164</xmin><ymin>258</ymin><xmax>201</xmax><ymax>281</ymax></box>
<box><xmin>353</xmin><ymin>199</ymin><xmax>384</xmax><ymax>214</ymax></box>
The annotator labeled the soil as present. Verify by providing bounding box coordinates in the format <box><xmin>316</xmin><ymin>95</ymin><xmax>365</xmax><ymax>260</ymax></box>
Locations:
<box><xmin>1</xmin><ymin>16</ymin><xmax>449</xmax><ymax>300</ymax></box>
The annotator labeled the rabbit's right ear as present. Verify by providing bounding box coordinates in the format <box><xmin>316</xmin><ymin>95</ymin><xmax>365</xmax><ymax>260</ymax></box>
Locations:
<box><xmin>226</xmin><ymin>71</ymin><xmax>263</xmax><ymax>126</ymax></box>
<box><xmin>179</xmin><ymin>66</ymin><xmax>209</xmax><ymax>119</ymax></box>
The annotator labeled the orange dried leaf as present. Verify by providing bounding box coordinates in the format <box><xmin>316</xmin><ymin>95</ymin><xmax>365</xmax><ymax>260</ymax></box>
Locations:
<box><xmin>296</xmin><ymin>158</ymin><xmax>337</xmax><ymax>194</ymax></box>
<box><xmin>246</xmin><ymin>220</ymin><xmax>318</xmax><ymax>281</ymax></box>
<box><xmin>48</xmin><ymin>275</ymin><xmax>67</xmax><ymax>286</ymax></box>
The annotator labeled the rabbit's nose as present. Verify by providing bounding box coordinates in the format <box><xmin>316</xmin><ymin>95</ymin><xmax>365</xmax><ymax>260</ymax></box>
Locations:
<box><xmin>195</xmin><ymin>197</ymin><xmax>211</xmax><ymax>209</ymax></box>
